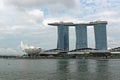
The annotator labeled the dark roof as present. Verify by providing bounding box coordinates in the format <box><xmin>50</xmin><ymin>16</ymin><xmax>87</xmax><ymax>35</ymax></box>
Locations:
<box><xmin>48</xmin><ymin>21</ymin><xmax>107</xmax><ymax>26</ymax></box>
<box><xmin>45</xmin><ymin>49</ymin><xmax>64</xmax><ymax>52</ymax></box>
<box><xmin>109</xmin><ymin>47</ymin><xmax>120</xmax><ymax>51</ymax></box>
<box><xmin>69</xmin><ymin>48</ymin><xmax>97</xmax><ymax>52</ymax></box>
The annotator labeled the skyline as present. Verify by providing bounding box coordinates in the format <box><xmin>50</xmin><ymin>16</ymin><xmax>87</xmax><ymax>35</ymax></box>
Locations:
<box><xmin>48</xmin><ymin>21</ymin><xmax>108</xmax><ymax>50</ymax></box>
<box><xmin>0</xmin><ymin>0</ymin><xmax>120</xmax><ymax>55</ymax></box>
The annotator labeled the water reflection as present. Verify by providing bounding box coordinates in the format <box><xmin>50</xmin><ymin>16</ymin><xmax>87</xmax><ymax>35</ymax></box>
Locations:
<box><xmin>77</xmin><ymin>60</ymin><xmax>88</xmax><ymax>72</ymax></box>
<box><xmin>1</xmin><ymin>59</ymin><xmax>120</xmax><ymax>80</ymax></box>
<box><xmin>95</xmin><ymin>60</ymin><xmax>110</xmax><ymax>80</ymax></box>
<box><xmin>56</xmin><ymin>59</ymin><xmax>70</xmax><ymax>80</ymax></box>
<box><xmin>56</xmin><ymin>59</ymin><xmax>110</xmax><ymax>80</ymax></box>
<box><xmin>76</xmin><ymin>59</ymin><xmax>90</xmax><ymax>80</ymax></box>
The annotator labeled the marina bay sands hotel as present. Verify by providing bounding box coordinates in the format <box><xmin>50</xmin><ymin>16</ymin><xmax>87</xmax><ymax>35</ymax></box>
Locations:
<box><xmin>48</xmin><ymin>21</ymin><xmax>108</xmax><ymax>50</ymax></box>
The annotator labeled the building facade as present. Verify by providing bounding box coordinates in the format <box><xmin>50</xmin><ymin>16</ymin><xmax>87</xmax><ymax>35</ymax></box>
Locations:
<box><xmin>75</xmin><ymin>25</ymin><xmax>88</xmax><ymax>49</ymax></box>
<box><xmin>94</xmin><ymin>23</ymin><xmax>107</xmax><ymax>50</ymax></box>
<box><xmin>57</xmin><ymin>25</ymin><xmax>69</xmax><ymax>51</ymax></box>
<box><xmin>48</xmin><ymin>21</ymin><xmax>108</xmax><ymax>50</ymax></box>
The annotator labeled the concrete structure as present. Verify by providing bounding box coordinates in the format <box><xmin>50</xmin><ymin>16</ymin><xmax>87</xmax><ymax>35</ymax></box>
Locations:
<box><xmin>48</xmin><ymin>21</ymin><xmax>108</xmax><ymax>50</ymax></box>
<box><xmin>94</xmin><ymin>21</ymin><xmax>107</xmax><ymax>50</ymax></box>
<box><xmin>57</xmin><ymin>25</ymin><xmax>69</xmax><ymax>50</ymax></box>
<box><xmin>48</xmin><ymin>22</ymin><xmax>70</xmax><ymax>51</ymax></box>
<box><xmin>75</xmin><ymin>25</ymin><xmax>87</xmax><ymax>49</ymax></box>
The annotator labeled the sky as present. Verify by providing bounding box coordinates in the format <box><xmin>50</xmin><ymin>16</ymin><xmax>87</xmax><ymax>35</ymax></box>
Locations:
<box><xmin>0</xmin><ymin>0</ymin><xmax>120</xmax><ymax>55</ymax></box>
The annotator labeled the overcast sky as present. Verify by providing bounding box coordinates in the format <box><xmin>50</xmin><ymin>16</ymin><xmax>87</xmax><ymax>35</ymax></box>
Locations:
<box><xmin>0</xmin><ymin>0</ymin><xmax>120</xmax><ymax>55</ymax></box>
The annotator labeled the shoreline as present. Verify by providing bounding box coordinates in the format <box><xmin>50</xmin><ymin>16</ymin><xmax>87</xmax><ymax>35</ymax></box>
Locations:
<box><xmin>0</xmin><ymin>56</ymin><xmax>120</xmax><ymax>60</ymax></box>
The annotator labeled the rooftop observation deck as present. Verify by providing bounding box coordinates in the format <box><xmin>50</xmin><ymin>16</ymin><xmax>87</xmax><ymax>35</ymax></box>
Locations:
<box><xmin>48</xmin><ymin>21</ymin><xmax>107</xmax><ymax>26</ymax></box>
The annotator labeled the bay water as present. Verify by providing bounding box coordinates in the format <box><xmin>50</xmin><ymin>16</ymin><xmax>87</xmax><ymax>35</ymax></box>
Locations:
<box><xmin>0</xmin><ymin>59</ymin><xmax>120</xmax><ymax>80</ymax></box>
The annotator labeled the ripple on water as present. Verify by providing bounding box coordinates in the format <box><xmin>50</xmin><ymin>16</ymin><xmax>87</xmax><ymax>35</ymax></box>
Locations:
<box><xmin>0</xmin><ymin>59</ymin><xmax>120</xmax><ymax>80</ymax></box>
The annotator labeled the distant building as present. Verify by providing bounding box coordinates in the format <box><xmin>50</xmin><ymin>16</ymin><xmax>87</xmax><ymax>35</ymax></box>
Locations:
<box><xmin>75</xmin><ymin>25</ymin><xmax>87</xmax><ymax>49</ymax></box>
<box><xmin>57</xmin><ymin>25</ymin><xmax>69</xmax><ymax>51</ymax></box>
<box><xmin>94</xmin><ymin>22</ymin><xmax>107</xmax><ymax>50</ymax></box>
<box><xmin>48</xmin><ymin>21</ymin><xmax>108</xmax><ymax>50</ymax></box>
<box><xmin>109</xmin><ymin>47</ymin><xmax>120</xmax><ymax>52</ymax></box>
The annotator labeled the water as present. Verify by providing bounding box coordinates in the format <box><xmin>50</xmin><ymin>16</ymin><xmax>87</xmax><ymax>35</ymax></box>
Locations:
<box><xmin>0</xmin><ymin>59</ymin><xmax>120</xmax><ymax>80</ymax></box>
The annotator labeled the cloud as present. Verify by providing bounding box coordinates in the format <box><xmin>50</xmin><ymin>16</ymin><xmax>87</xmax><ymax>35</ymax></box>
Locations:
<box><xmin>0</xmin><ymin>0</ymin><xmax>120</xmax><ymax>54</ymax></box>
<box><xmin>27</xmin><ymin>9</ymin><xmax>44</xmax><ymax>23</ymax></box>
<box><xmin>43</xmin><ymin>16</ymin><xmax>86</xmax><ymax>27</ymax></box>
<box><xmin>4</xmin><ymin>0</ymin><xmax>80</xmax><ymax>17</ymax></box>
<box><xmin>0</xmin><ymin>1</ymin><xmax>45</xmax><ymax>36</ymax></box>
<box><xmin>0</xmin><ymin>0</ymin><xmax>4</xmax><ymax>10</ymax></box>
<box><xmin>0</xmin><ymin>47</ymin><xmax>23</xmax><ymax>56</ymax></box>
<box><xmin>107</xmin><ymin>37</ymin><xmax>120</xmax><ymax>49</ymax></box>
<box><xmin>81</xmin><ymin>10</ymin><xmax>119</xmax><ymax>22</ymax></box>
<box><xmin>5</xmin><ymin>0</ymin><xmax>77</xmax><ymax>9</ymax></box>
